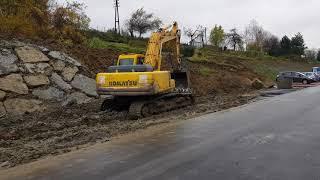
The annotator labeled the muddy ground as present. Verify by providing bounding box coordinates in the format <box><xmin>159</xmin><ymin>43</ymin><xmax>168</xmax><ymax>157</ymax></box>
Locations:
<box><xmin>0</xmin><ymin>40</ymin><xmax>268</xmax><ymax>168</ymax></box>
<box><xmin>0</xmin><ymin>91</ymin><xmax>259</xmax><ymax>168</ymax></box>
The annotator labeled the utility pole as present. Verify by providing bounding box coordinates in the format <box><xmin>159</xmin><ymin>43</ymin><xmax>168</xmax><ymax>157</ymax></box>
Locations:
<box><xmin>114</xmin><ymin>0</ymin><xmax>120</xmax><ymax>34</ymax></box>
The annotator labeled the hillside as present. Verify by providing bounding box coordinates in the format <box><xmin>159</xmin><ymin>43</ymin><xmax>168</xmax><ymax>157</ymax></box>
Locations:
<box><xmin>48</xmin><ymin>39</ymin><xmax>320</xmax><ymax>95</ymax></box>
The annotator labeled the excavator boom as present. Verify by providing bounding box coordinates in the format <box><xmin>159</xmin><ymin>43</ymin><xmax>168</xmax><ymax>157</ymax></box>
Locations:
<box><xmin>144</xmin><ymin>22</ymin><xmax>181</xmax><ymax>71</ymax></box>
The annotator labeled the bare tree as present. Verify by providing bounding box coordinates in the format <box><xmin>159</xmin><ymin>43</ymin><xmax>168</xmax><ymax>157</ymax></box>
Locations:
<box><xmin>305</xmin><ymin>49</ymin><xmax>317</xmax><ymax>61</ymax></box>
<box><xmin>125</xmin><ymin>8</ymin><xmax>162</xmax><ymax>38</ymax></box>
<box><xmin>184</xmin><ymin>25</ymin><xmax>206</xmax><ymax>47</ymax></box>
<box><xmin>226</xmin><ymin>28</ymin><xmax>243</xmax><ymax>51</ymax></box>
<box><xmin>244</xmin><ymin>20</ymin><xmax>270</xmax><ymax>52</ymax></box>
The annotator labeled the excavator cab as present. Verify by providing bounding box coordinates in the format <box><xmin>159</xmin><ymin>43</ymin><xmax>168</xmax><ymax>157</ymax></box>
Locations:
<box><xmin>117</xmin><ymin>54</ymin><xmax>145</xmax><ymax>66</ymax></box>
<box><xmin>108</xmin><ymin>54</ymin><xmax>153</xmax><ymax>73</ymax></box>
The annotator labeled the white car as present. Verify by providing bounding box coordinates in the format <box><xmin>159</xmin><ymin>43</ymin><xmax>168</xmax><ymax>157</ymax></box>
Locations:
<box><xmin>302</xmin><ymin>72</ymin><xmax>318</xmax><ymax>81</ymax></box>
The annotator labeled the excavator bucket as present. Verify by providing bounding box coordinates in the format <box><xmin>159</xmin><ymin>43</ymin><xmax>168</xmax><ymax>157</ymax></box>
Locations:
<box><xmin>171</xmin><ymin>71</ymin><xmax>191</xmax><ymax>90</ymax></box>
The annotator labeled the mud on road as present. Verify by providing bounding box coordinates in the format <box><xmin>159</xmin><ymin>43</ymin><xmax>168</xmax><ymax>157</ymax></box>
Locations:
<box><xmin>0</xmin><ymin>92</ymin><xmax>258</xmax><ymax>168</ymax></box>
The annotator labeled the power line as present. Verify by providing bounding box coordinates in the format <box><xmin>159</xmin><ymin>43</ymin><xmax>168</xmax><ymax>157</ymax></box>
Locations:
<box><xmin>114</xmin><ymin>0</ymin><xmax>120</xmax><ymax>34</ymax></box>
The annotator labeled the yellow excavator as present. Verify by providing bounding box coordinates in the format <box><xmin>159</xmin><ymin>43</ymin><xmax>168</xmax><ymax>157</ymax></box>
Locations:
<box><xmin>96</xmin><ymin>22</ymin><xmax>193</xmax><ymax>119</ymax></box>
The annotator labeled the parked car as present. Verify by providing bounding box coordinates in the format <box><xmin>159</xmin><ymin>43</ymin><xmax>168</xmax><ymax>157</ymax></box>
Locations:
<box><xmin>312</xmin><ymin>67</ymin><xmax>320</xmax><ymax>74</ymax></box>
<box><xmin>302</xmin><ymin>72</ymin><xmax>319</xmax><ymax>81</ymax></box>
<box><xmin>312</xmin><ymin>67</ymin><xmax>320</xmax><ymax>81</ymax></box>
<box><xmin>276</xmin><ymin>71</ymin><xmax>316</xmax><ymax>84</ymax></box>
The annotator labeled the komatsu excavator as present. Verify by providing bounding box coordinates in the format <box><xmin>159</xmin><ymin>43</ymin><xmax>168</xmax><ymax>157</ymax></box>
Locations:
<box><xmin>96</xmin><ymin>22</ymin><xmax>193</xmax><ymax>119</ymax></box>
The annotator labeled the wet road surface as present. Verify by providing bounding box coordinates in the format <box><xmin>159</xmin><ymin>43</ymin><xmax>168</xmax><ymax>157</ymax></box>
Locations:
<box><xmin>2</xmin><ymin>86</ymin><xmax>320</xmax><ymax>180</ymax></box>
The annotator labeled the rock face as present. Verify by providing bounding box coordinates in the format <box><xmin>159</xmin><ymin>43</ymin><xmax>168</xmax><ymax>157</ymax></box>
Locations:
<box><xmin>0</xmin><ymin>74</ymin><xmax>29</xmax><ymax>94</ymax></box>
<box><xmin>24</xmin><ymin>63</ymin><xmax>52</xmax><ymax>75</ymax></box>
<box><xmin>48</xmin><ymin>51</ymin><xmax>81</xmax><ymax>67</ymax></box>
<box><xmin>0</xmin><ymin>103</ymin><xmax>6</xmax><ymax>117</ymax></box>
<box><xmin>62</xmin><ymin>92</ymin><xmax>92</xmax><ymax>106</ymax></box>
<box><xmin>32</xmin><ymin>87</ymin><xmax>65</xmax><ymax>101</ymax></box>
<box><xmin>51</xmin><ymin>73</ymin><xmax>72</xmax><ymax>91</ymax></box>
<box><xmin>0</xmin><ymin>49</ymin><xmax>19</xmax><ymax>75</ymax></box>
<box><xmin>24</xmin><ymin>75</ymin><xmax>50</xmax><ymax>87</ymax></box>
<box><xmin>62</xmin><ymin>66</ymin><xmax>78</xmax><ymax>82</ymax></box>
<box><xmin>4</xmin><ymin>98</ymin><xmax>44</xmax><ymax>115</ymax></box>
<box><xmin>15</xmin><ymin>46</ymin><xmax>50</xmax><ymax>63</ymax></box>
<box><xmin>52</xmin><ymin>60</ymin><xmax>66</xmax><ymax>71</ymax></box>
<box><xmin>71</xmin><ymin>74</ymin><xmax>98</xmax><ymax>97</ymax></box>
<box><xmin>0</xmin><ymin>90</ymin><xmax>6</xmax><ymax>101</ymax></box>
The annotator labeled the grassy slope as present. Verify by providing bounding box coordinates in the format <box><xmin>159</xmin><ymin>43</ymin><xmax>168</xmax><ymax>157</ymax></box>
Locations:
<box><xmin>87</xmin><ymin>37</ymin><xmax>146</xmax><ymax>54</ymax></box>
<box><xmin>83</xmin><ymin>38</ymin><xmax>319</xmax><ymax>88</ymax></box>
<box><xmin>190</xmin><ymin>48</ymin><xmax>320</xmax><ymax>84</ymax></box>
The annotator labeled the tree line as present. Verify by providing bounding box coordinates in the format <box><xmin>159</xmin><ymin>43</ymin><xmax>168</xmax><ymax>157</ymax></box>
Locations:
<box><xmin>209</xmin><ymin>20</ymin><xmax>320</xmax><ymax>61</ymax></box>
<box><xmin>122</xmin><ymin>9</ymin><xmax>319</xmax><ymax>61</ymax></box>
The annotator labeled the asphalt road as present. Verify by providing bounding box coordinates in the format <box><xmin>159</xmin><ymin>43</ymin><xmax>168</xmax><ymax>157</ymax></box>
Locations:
<box><xmin>2</xmin><ymin>86</ymin><xmax>320</xmax><ymax>180</ymax></box>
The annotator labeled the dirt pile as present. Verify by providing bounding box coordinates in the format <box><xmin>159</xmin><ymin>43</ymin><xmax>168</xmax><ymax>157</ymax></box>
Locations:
<box><xmin>42</xmin><ymin>42</ymin><xmax>119</xmax><ymax>74</ymax></box>
<box><xmin>188</xmin><ymin>60</ymin><xmax>264</xmax><ymax>96</ymax></box>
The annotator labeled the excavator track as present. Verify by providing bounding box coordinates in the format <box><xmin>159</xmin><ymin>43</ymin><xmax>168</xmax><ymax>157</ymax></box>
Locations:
<box><xmin>128</xmin><ymin>93</ymin><xmax>194</xmax><ymax>120</ymax></box>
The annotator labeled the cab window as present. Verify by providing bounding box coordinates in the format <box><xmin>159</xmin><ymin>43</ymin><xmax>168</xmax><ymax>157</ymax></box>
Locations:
<box><xmin>137</xmin><ymin>57</ymin><xmax>145</xmax><ymax>65</ymax></box>
<box><xmin>119</xmin><ymin>59</ymin><xmax>134</xmax><ymax>66</ymax></box>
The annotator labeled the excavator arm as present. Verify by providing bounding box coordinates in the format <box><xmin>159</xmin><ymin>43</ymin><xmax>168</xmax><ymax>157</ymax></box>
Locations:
<box><xmin>144</xmin><ymin>22</ymin><xmax>181</xmax><ymax>71</ymax></box>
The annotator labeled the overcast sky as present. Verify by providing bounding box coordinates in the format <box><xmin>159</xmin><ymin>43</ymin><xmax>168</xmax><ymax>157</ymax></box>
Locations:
<box><xmin>59</xmin><ymin>0</ymin><xmax>319</xmax><ymax>48</ymax></box>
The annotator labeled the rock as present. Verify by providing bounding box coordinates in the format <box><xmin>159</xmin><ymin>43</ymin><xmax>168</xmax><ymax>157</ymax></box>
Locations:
<box><xmin>4</xmin><ymin>98</ymin><xmax>44</xmax><ymax>115</ymax></box>
<box><xmin>0</xmin><ymin>74</ymin><xmax>28</xmax><ymax>94</ymax></box>
<box><xmin>62</xmin><ymin>92</ymin><xmax>92</xmax><ymax>106</ymax></box>
<box><xmin>0</xmin><ymin>103</ymin><xmax>6</xmax><ymax>118</ymax></box>
<box><xmin>0</xmin><ymin>90</ymin><xmax>6</xmax><ymax>101</ymax></box>
<box><xmin>0</xmin><ymin>64</ymin><xmax>19</xmax><ymax>75</ymax></box>
<box><xmin>0</xmin><ymin>49</ymin><xmax>19</xmax><ymax>75</ymax></box>
<box><xmin>24</xmin><ymin>75</ymin><xmax>50</xmax><ymax>87</ymax></box>
<box><xmin>0</xmin><ymin>40</ymin><xmax>26</xmax><ymax>48</ymax></box>
<box><xmin>0</xmin><ymin>161</ymin><xmax>10</xmax><ymax>168</ymax></box>
<box><xmin>1</xmin><ymin>48</ymin><xmax>11</xmax><ymax>55</ymax></box>
<box><xmin>240</xmin><ymin>78</ymin><xmax>252</xmax><ymax>87</ymax></box>
<box><xmin>252</xmin><ymin>79</ymin><xmax>265</xmax><ymax>90</ymax></box>
<box><xmin>52</xmin><ymin>60</ymin><xmax>66</xmax><ymax>71</ymax></box>
<box><xmin>15</xmin><ymin>46</ymin><xmax>50</xmax><ymax>63</ymax></box>
<box><xmin>9</xmin><ymin>40</ymin><xmax>26</xmax><ymax>47</ymax></box>
<box><xmin>32</xmin><ymin>87</ymin><xmax>65</xmax><ymax>101</ymax></box>
<box><xmin>62</xmin><ymin>66</ymin><xmax>79</xmax><ymax>82</ymax></box>
<box><xmin>24</xmin><ymin>63</ymin><xmax>52</xmax><ymax>75</ymax></box>
<box><xmin>35</xmin><ymin>45</ymin><xmax>50</xmax><ymax>53</ymax></box>
<box><xmin>71</xmin><ymin>74</ymin><xmax>98</xmax><ymax>97</ymax></box>
<box><xmin>51</xmin><ymin>73</ymin><xmax>72</xmax><ymax>91</ymax></box>
<box><xmin>48</xmin><ymin>51</ymin><xmax>81</xmax><ymax>67</ymax></box>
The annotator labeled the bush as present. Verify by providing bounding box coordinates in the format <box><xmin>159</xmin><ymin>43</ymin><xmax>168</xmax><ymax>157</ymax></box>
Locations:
<box><xmin>181</xmin><ymin>45</ymin><xmax>195</xmax><ymax>57</ymax></box>
<box><xmin>0</xmin><ymin>0</ymin><xmax>89</xmax><ymax>44</ymax></box>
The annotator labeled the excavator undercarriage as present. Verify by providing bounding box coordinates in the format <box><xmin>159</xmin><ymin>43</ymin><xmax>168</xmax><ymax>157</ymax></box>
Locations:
<box><xmin>102</xmin><ymin>91</ymin><xmax>193</xmax><ymax>119</ymax></box>
<box><xmin>100</xmin><ymin>71</ymin><xmax>193</xmax><ymax>119</ymax></box>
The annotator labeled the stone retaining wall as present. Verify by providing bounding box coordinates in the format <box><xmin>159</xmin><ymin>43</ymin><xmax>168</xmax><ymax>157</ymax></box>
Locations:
<box><xmin>0</xmin><ymin>40</ymin><xmax>98</xmax><ymax>117</ymax></box>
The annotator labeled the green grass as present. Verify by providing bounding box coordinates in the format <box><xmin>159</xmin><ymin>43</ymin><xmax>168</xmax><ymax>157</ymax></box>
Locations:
<box><xmin>199</xmin><ymin>66</ymin><xmax>215</xmax><ymax>76</ymax></box>
<box><xmin>250</xmin><ymin>64</ymin><xmax>278</xmax><ymax>81</ymax></box>
<box><xmin>87</xmin><ymin>37</ymin><xmax>145</xmax><ymax>54</ymax></box>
